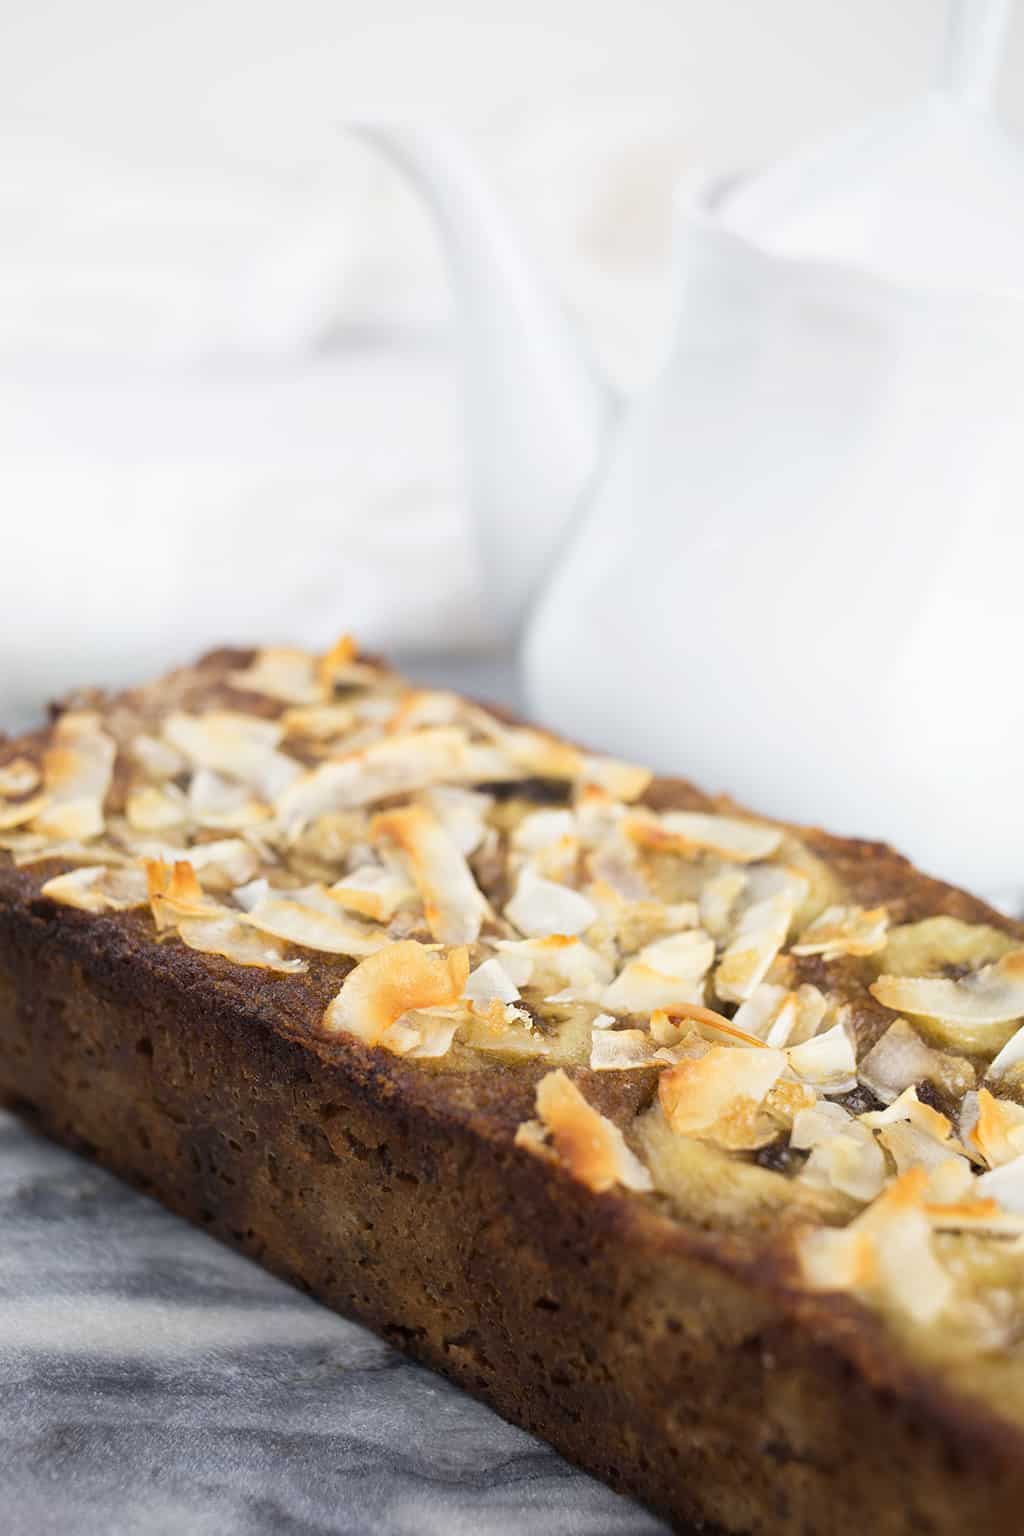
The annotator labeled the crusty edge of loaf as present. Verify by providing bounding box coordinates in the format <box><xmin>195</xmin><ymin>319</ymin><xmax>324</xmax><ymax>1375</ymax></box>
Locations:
<box><xmin>3</xmin><ymin>873</ymin><xmax>1024</xmax><ymax>1535</ymax></box>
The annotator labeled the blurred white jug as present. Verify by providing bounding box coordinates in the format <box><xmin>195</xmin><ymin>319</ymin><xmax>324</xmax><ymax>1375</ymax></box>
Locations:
<box><xmin>358</xmin><ymin>0</ymin><xmax>1024</xmax><ymax>899</ymax></box>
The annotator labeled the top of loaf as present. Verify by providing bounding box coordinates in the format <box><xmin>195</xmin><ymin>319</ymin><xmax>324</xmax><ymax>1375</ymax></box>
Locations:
<box><xmin>3</xmin><ymin>639</ymin><xmax>1024</xmax><ymax>1384</ymax></box>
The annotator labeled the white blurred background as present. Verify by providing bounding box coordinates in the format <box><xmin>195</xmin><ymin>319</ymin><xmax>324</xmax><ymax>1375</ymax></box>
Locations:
<box><xmin>3</xmin><ymin>0</ymin><xmax>1024</xmax><ymax>722</ymax></box>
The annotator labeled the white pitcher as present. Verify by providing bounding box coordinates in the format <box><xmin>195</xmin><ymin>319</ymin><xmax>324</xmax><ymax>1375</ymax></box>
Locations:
<box><xmin>355</xmin><ymin>0</ymin><xmax>1024</xmax><ymax>901</ymax></box>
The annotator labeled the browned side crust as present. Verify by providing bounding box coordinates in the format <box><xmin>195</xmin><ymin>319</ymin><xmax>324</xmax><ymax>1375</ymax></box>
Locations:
<box><xmin>3</xmin><ymin>824</ymin><xmax>1024</xmax><ymax>1534</ymax></box>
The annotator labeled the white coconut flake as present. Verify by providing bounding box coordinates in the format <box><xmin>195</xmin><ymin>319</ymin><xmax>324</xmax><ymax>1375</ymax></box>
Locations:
<box><xmin>463</xmin><ymin>957</ymin><xmax>521</xmax><ymax>1008</ymax></box>
<box><xmin>590</xmin><ymin>1028</ymin><xmax>658</xmax><ymax>1071</ymax></box>
<box><xmin>243</xmin><ymin>886</ymin><xmax>390</xmax><ymax>957</ymax></box>
<box><xmin>792</xmin><ymin>904</ymin><xmax>889</xmax><ymax>960</ymax></box>
<box><xmin>786</xmin><ymin>1020</ymin><xmax>857</xmax><ymax>1091</ymax></box>
<box><xmin>627</xmin><ymin>809</ymin><xmax>783</xmax><ymax>863</ymax></box>
<box><xmin>39</xmin><ymin>864</ymin><xmax>149</xmax><ymax>914</ymax></box>
<box><xmin>330</xmin><ymin>864</ymin><xmax>413</xmax><ymax>923</ymax></box>
<box><xmin>714</xmin><ymin>893</ymin><xmax>793</xmax><ymax>1004</ymax></box>
<box><xmin>505</xmin><ymin>866</ymin><xmax>597</xmax><ymax>939</ymax></box>
<box><xmin>177</xmin><ymin>915</ymin><xmax>308</xmax><ymax>974</ymax></box>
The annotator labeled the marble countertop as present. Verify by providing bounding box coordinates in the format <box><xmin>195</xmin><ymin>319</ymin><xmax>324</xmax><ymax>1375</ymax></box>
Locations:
<box><xmin>0</xmin><ymin>651</ymin><xmax>672</xmax><ymax>1535</ymax></box>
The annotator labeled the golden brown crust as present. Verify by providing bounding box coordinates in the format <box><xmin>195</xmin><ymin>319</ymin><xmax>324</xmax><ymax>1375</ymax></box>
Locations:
<box><xmin>1</xmin><ymin>648</ymin><xmax>1023</xmax><ymax>1533</ymax></box>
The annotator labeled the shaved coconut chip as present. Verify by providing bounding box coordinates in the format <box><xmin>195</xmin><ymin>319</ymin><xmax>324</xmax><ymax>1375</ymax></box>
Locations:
<box><xmin>244</xmin><ymin>886</ymin><xmax>390</xmax><ymax>957</ymax></box>
<box><xmin>177</xmin><ymin>915</ymin><xmax>308</xmax><ymax>974</ymax></box>
<box><xmin>505</xmin><ymin>866</ymin><xmax>596</xmax><ymax>939</ymax></box>
<box><xmin>650</xmin><ymin>1001</ymin><xmax>771</xmax><ymax>1051</ymax></box>
<box><xmin>602</xmin><ymin>961</ymin><xmax>704</xmax><ymax>1015</ymax></box>
<box><xmin>791</xmin><ymin>1100</ymin><xmax>853</xmax><ymax>1150</ymax></box>
<box><xmin>801</xmin><ymin>1120</ymin><xmax>886</xmax><ymax>1203</ymax></box>
<box><xmin>792</xmin><ymin>904</ymin><xmax>889</xmax><ymax>960</ymax></box>
<box><xmin>11</xmin><ymin>837</ymin><xmax>132</xmax><ymax>868</ymax></box>
<box><xmin>277</xmin><ymin>727</ymin><xmax>488</xmax><ymax>833</ymax></box>
<box><xmin>131</xmin><ymin>733</ymin><xmax>186</xmax><ymax>781</ymax></box>
<box><xmin>0</xmin><ymin>792</ymin><xmax>48</xmax><ymax>831</ymax></box>
<box><xmin>34</xmin><ymin>712</ymin><xmax>116</xmax><ymax>841</ymax></box>
<box><xmin>134</xmin><ymin>837</ymin><xmax>259</xmax><ymax>888</ymax></box>
<box><xmin>422</xmin><ymin>785</ymin><xmax>493</xmax><ymax>856</ymax></box>
<box><xmin>330</xmin><ymin>864</ymin><xmax>413</xmax><ymax>923</ymax></box>
<box><xmin>322</xmin><ymin>941</ymin><xmax>469</xmax><ymax>1046</ymax></box>
<box><xmin>590</xmin><ymin>1027</ymin><xmax>658</xmax><ymax>1071</ymax></box>
<box><xmin>280</xmin><ymin>702</ymin><xmax>359</xmax><ymax>740</ymax></box>
<box><xmin>125</xmin><ymin>783</ymin><xmax>188</xmax><ymax>831</ymax></box>
<box><xmin>977</xmin><ymin>1154</ymin><xmax>1024</xmax><ymax>1214</ymax></box>
<box><xmin>698</xmin><ymin>869</ymin><xmax>747</xmax><ymax>941</ymax></box>
<box><xmin>188</xmin><ymin>768</ymin><xmax>269</xmax><ymax>830</ymax></box>
<box><xmin>40</xmin><ymin>864</ymin><xmax>149</xmax><ymax>914</ymax></box>
<box><xmin>164</xmin><ymin>711</ymin><xmax>300</xmax><ymax>800</ymax></box>
<box><xmin>580</xmin><ymin>756</ymin><xmax>652</xmax><ymax>802</ymax></box>
<box><xmin>233</xmin><ymin>877</ymin><xmax>269</xmax><ymax>912</ymax></box>
<box><xmin>495</xmin><ymin>935</ymin><xmax>613</xmax><ymax>996</ymax></box>
<box><xmin>386</xmin><ymin>689</ymin><xmax>463</xmax><ymax>734</ymax></box>
<box><xmin>733</xmin><ymin>985</ymin><xmax>799</xmax><ymax>1046</ymax></box>
<box><xmin>798</xmin><ymin>1169</ymin><xmax>953</xmax><ymax>1323</ymax></box>
<box><xmin>659</xmin><ymin>1046</ymin><xmax>786</xmax><ymax>1145</ymax></box>
<box><xmin>587</xmin><ymin>830</ymin><xmax>651</xmax><ymax>903</ymax></box>
<box><xmin>743</xmin><ymin>863</ymin><xmax>811</xmax><ymax>911</ymax></box>
<box><xmin>870</xmin><ymin>951</ymin><xmax>1024</xmax><ymax>1053</ymax></box>
<box><xmin>860</xmin><ymin>1085</ymin><xmax>959</xmax><ymax>1145</ymax></box>
<box><xmin>230</xmin><ymin>647</ymin><xmax>320</xmax><ymax>704</ymax></box>
<box><xmin>591</xmin><ymin>1012</ymin><xmax>617</xmax><ymax>1030</ymax></box>
<box><xmin>786</xmin><ymin>1020</ymin><xmax>857</xmax><ymax>1091</ymax></box>
<box><xmin>471</xmin><ymin>714</ymin><xmax>583</xmax><ymax>781</ymax></box>
<box><xmin>857</xmin><ymin>1018</ymin><xmax>973</xmax><ymax>1106</ymax></box>
<box><xmin>625</xmin><ymin>809</ymin><xmax>783</xmax><ymax>864</ymax></box>
<box><xmin>714</xmin><ymin>893</ymin><xmax>793</xmax><ymax>1004</ymax></box>
<box><xmin>924</xmin><ymin>1158</ymin><xmax>975</xmax><ymax>1206</ymax></box>
<box><xmin>145</xmin><ymin>859</ymin><xmax>225</xmax><ymax>930</ymax></box>
<box><xmin>464</xmin><ymin>957</ymin><xmax>521</xmax><ymax>1008</ymax></box>
<box><xmin>382</xmin><ymin>1010</ymin><xmax>460</xmax><ymax>1060</ymax></box>
<box><xmin>987</xmin><ymin>1022</ymin><xmax>1024</xmax><ymax>1081</ymax></box>
<box><xmin>315</xmin><ymin>633</ymin><xmax>371</xmax><ymax>691</ymax></box>
<box><xmin>966</xmin><ymin>1088</ymin><xmax>1024</xmax><ymax>1169</ymax></box>
<box><xmin>0</xmin><ymin>758</ymin><xmax>40</xmax><ymax>796</ymax></box>
<box><xmin>373</xmin><ymin>803</ymin><xmax>489</xmax><ymax>946</ymax></box>
<box><xmin>513</xmin><ymin>808</ymin><xmax>575</xmax><ymax>852</ymax></box>
<box><xmin>877</xmin><ymin>1121</ymin><xmax>970</xmax><ymax>1180</ymax></box>
<box><xmin>639</xmin><ymin>929</ymin><xmax>715</xmax><ymax>980</ymax></box>
<box><xmin>519</xmin><ymin>1069</ymin><xmax>653</xmax><ymax>1192</ymax></box>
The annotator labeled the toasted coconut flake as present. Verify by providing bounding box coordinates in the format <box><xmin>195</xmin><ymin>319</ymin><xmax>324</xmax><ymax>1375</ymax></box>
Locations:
<box><xmin>316</xmin><ymin>633</ymin><xmax>379</xmax><ymax>692</ymax></box>
<box><xmin>858</xmin><ymin>1018</ymin><xmax>973</xmax><ymax>1106</ymax></box>
<box><xmin>188</xmin><ymin>768</ymin><xmax>270</xmax><ymax>830</ymax></box>
<box><xmin>280</xmin><ymin>702</ymin><xmax>359</xmax><ymax>741</ymax></box>
<box><xmin>798</xmin><ymin>1169</ymin><xmax>953</xmax><ymax>1322</ymax></box>
<box><xmin>505</xmin><ymin>865</ymin><xmax>596</xmax><ymax>939</ymax></box>
<box><xmin>131</xmin><ymin>733</ymin><xmax>187</xmax><ymax>781</ymax></box>
<box><xmin>625</xmin><ymin>810</ymin><xmax>783</xmax><ymax>864</ymax></box>
<box><xmin>382</xmin><ymin>1010</ymin><xmax>461</xmax><ymax>1060</ymax></box>
<box><xmin>733</xmin><ymin>984</ymin><xmax>800</xmax><ymax>1046</ymax></box>
<box><xmin>590</xmin><ymin>1027</ymin><xmax>659</xmax><ymax>1071</ymax></box>
<box><xmin>177</xmin><ymin>915</ymin><xmax>308</xmax><ymax>974</ymax></box>
<box><xmin>698</xmin><ymin>868</ymin><xmax>747</xmax><ymax>941</ymax></box>
<box><xmin>464</xmin><ymin>957</ymin><xmax>521</xmax><ymax>1008</ymax></box>
<box><xmin>860</xmin><ymin>1085</ymin><xmax>958</xmax><ymax>1144</ymax></box>
<box><xmin>125</xmin><ymin>783</ymin><xmax>188</xmax><ymax>832</ymax></box>
<box><xmin>321</xmin><ymin>941</ymin><xmax>469</xmax><ymax>1045</ymax></box>
<box><xmin>602</xmin><ymin>961</ymin><xmax>703</xmax><ymax>1015</ymax></box>
<box><xmin>40</xmin><ymin>864</ymin><xmax>149</xmax><ymax>914</ymax></box>
<box><xmin>385</xmin><ymin>689</ymin><xmax>463</xmax><ymax>734</ymax></box>
<box><xmin>870</xmin><ymin>951</ymin><xmax>1024</xmax><ymax>1053</ymax></box>
<box><xmin>987</xmin><ymin>1022</ymin><xmax>1024</xmax><ymax>1081</ymax></box>
<box><xmin>659</xmin><ymin>1046</ymin><xmax>786</xmax><ymax>1147</ymax></box>
<box><xmin>164</xmin><ymin>711</ymin><xmax>301</xmax><ymax>800</ymax></box>
<box><xmin>791</xmin><ymin>1100</ymin><xmax>853</xmax><ymax>1150</ymax></box>
<box><xmin>133</xmin><ymin>837</ymin><xmax>259</xmax><ymax>889</ymax></box>
<box><xmin>513</xmin><ymin>808</ymin><xmax>576</xmax><ymax>856</ymax></box>
<box><xmin>581</xmin><ymin>757</ymin><xmax>652</xmax><ymax>803</ymax></box>
<box><xmin>233</xmin><ymin>877</ymin><xmax>270</xmax><ymax>912</ymax></box>
<box><xmin>372</xmin><ymin>803</ymin><xmax>489</xmax><ymax>945</ymax></box>
<box><xmin>714</xmin><ymin>893</ymin><xmax>793</xmax><ymax>1004</ymax></box>
<box><xmin>966</xmin><ymin>1088</ymin><xmax>1024</xmax><ymax>1169</ymax></box>
<box><xmin>423</xmin><ymin>785</ymin><xmax>493</xmax><ymax>856</ymax></box>
<box><xmin>277</xmin><ymin>727</ymin><xmax>487</xmax><ymax>832</ymax></box>
<box><xmin>785</xmin><ymin>1020</ymin><xmax>857</xmax><ymax>1092</ymax></box>
<box><xmin>792</xmin><ymin>904</ymin><xmax>889</xmax><ymax>960</ymax></box>
<box><xmin>0</xmin><ymin>758</ymin><xmax>40</xmax><ymax>797</ymax></box>
<box><xmin>0</xmin><ymin>792</ymin><xmax>49</xmax><ymax>831</ymax></box>
<box><xmin>523</xmin><ymin>1069</ymin><xmax>653</xmax><ymax>1192</ymax></box>
<box><xmin>34</xmin><ymin>712</ymin><xmax>116</xmax><ymax>841</ymax></box>
<box><xmin>651</xmin><ymin>1001</ymin><xmax>771</xmax><ymax>1050</ymax></box>
<box><xmin>801</xmin><ymin>1119</ymin><xmax>886</xmax><ymax>1203</ymax></box>
<box><xmin>472</xmin><ymin>715</ymin><xmax>584</xmax><ymax>781</ymax></box>
<box><xmin>878</xmin><ymin>1121</ymin><xmax>970</xmax><ymax>1181</ymax></box>
<box><xmin>145</xmin><ymin>859</ymin><xmax>225</xmax><ymax>931</ymax></box>
<box><xmin>244</xmin><ymin>886</ymin><xmax>390</xmax><ymax>957</ymax></box>
<box><xmin>495</xmin><ymin>936</ymin><xmax>613</xmax><ymax>997</ymax></box>
<box><xmin>330</xmin><ymin>864</ymin><xmax>413</xmax><ymax>923</ymax></box>
<box><xmin>977</xmin><ymin>1153</ymin><xmax>1024</xmax><ymax>1214</ymax></box>
<box><xmin>230</xmin><ymin>647</ymin><xmax>321</xmax><ymax>704</ymax></box>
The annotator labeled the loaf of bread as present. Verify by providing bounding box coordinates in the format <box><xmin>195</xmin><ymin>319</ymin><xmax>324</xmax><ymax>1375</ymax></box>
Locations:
<box><xmin>2</xmin><ymin>641</ymin><xmax>1024</xmax><ymax>1534</ymax></box>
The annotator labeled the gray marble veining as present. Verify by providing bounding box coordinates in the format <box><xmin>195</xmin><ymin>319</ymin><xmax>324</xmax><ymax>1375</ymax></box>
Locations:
<box><xmin>0</xmin><ymin>1111</ymin><xmax>670</xmax><ymax>1535</ymax></box>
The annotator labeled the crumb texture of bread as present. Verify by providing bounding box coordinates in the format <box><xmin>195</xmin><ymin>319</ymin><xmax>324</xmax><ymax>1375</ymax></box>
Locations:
<box><xmin>2</xmin><ymin>641</ymin><xmax>1024</xmax><ymax>1535</ymax></box>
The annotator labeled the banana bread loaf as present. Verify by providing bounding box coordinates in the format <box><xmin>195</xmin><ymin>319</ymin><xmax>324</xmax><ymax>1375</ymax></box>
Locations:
<box><xmin>2</xmin><ymin>641</ymin><xmax>1024</xmax><ymax>1534</ymax></box>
